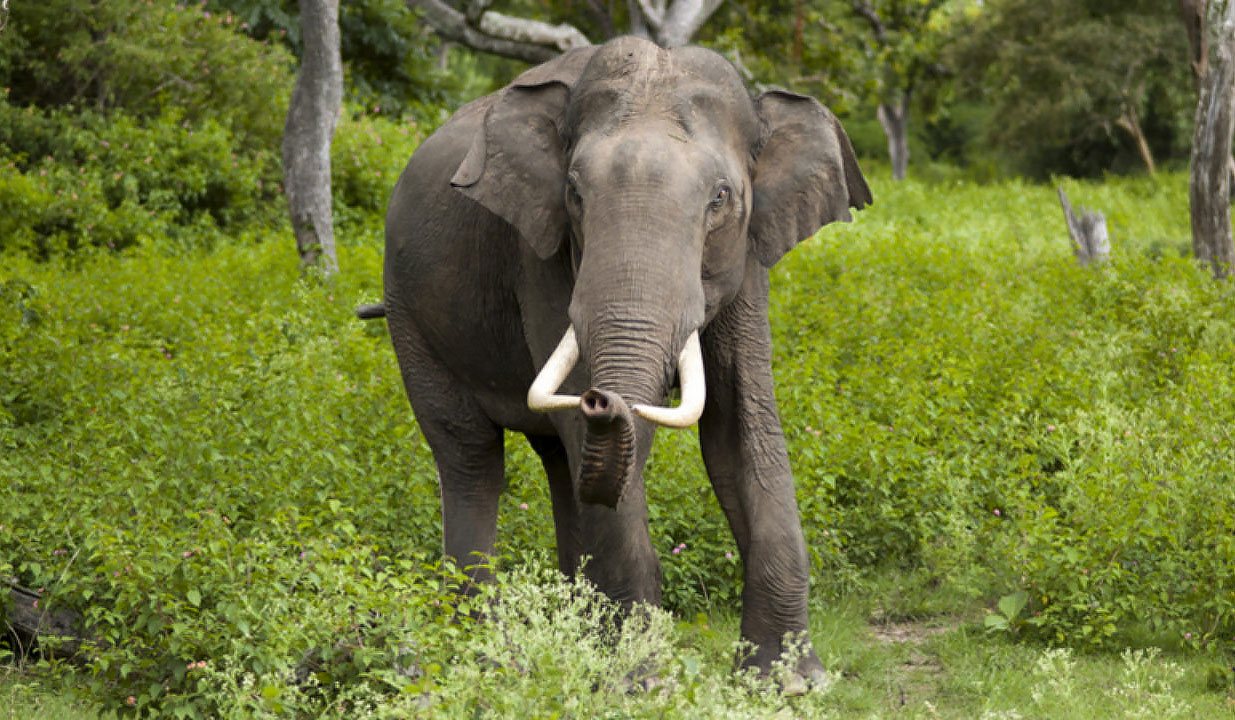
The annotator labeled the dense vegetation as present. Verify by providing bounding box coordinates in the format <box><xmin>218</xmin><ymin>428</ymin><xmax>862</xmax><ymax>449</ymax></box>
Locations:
<box><xmin>4</xmin><ymin>171</ymin><xmax>1234</xmax><ymax>715</ymax></box>
<box><xmin>2</xmin><ymin>0</ymin><xmax>1234</xmax><ymax>716</ymax></box>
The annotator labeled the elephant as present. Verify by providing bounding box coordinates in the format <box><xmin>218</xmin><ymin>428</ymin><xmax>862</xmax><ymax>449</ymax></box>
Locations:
<box><xmin>365</xmin><ymin>36</ymin><xmax>871</xmax><ymax>685</ymax></box>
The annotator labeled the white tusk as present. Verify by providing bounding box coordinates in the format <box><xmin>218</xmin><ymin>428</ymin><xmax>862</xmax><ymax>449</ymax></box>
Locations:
<box><xmin>633</xmin><ymin>330</ymin><xmax>705</xmax><ymax>429</ymax></box>
<box><xmin>527</xmin><ymin>326</ymin><xmax>582</xmax><ymax>413</ymax></box>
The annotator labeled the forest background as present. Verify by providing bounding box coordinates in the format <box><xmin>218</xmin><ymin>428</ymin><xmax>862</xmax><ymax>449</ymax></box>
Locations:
<box><xmin>2</xmin><ymin>1</ymin><xmax>1234</xmax><ymax>718</ymax></box>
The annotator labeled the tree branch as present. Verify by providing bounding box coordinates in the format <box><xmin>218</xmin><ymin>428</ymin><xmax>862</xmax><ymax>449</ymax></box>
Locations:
<box><xmin>658</xmin><ymin>0</ymin><xmax>722</xmax><ymax>47</ymax></box>
<box><xmin>636</xmin><ymin>0</ymin><xmax>667</xmax><ymax>29</ymax></box>
<box><xmin>407</xmin><ymin>0</ymin><xmax>591</xmax><ymax>64</ymax></box>
<box><xmin>583</xmin><ymin>0</ymin><xmax>618</xmax><ymax>38</ymax></box>
<box><xmin>851</xmin><ymin>1</ymin><xmax>888</xmax><ymax>44</ymax></box>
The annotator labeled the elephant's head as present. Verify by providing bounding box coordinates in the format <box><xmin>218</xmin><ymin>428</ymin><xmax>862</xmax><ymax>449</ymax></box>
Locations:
<box><xmin>452</xmin><ymin>37</ymin><xmax>870</xmax><ymax>507</ymax></box>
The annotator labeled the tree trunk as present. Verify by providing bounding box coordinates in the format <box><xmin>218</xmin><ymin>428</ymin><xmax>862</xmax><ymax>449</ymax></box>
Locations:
<box><xmin>878</xmin><ymin>96</ymin><xmax>910</xmax><ymax>181</ymax></box>
<box><xmin>412</xmin><ymin>0</ymin><xmax>718</xmax><ymax>56</ymax></box>
<box><xmin>657</xmin><ymin>0</ymin><xmax>723</xmax><ymax>47</ymax></box>
<box><xmin>1190</xmin><ymin>0</ymin><xmax>1235</xmax><ymax>278</ymax></box>
<box><xmin>1116</xmin><ymin>105</ymin><xmax>1157</xmax><ymax>175</ymax></box>
<box><xmin>1179</xmin><ymin>0</ymin><xmax>1210</xmax><ymax>82</ymax></box>
<box><xmin>283</xmin><ymin>0</ymin><xmax>342</xmax><ymax>276</ymax></box>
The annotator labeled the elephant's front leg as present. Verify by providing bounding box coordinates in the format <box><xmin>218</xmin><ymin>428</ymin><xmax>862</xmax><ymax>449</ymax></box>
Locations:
<box><xmin>697</xmin><ymin>266</ymin><xmax>826</xmax><ymax>686</ymax></box>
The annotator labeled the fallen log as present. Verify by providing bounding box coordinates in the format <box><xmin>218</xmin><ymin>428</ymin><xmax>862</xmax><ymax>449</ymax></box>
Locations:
<box><xmin>4</xmin><ymin>583</ymin><xmax>86</xmax><ymax>658</ymax></box>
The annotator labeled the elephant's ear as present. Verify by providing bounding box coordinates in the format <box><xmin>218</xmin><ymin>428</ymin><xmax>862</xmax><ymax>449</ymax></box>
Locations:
<box><xmin>451</xmin><ymin>47</ymin><xmax>597</xmax><ymax>260</ymax></box>
<box><xmin>748</xmin><ymin>90</ymin><xmax>872</xmax><ymax>268</ymax></box>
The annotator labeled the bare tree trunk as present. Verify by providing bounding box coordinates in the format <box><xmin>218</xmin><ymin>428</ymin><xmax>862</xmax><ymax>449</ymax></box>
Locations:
<box><xmin>1116</xmin><ymin>105</ymin><xmax>1157</xmax><ymax>175</ymax></box>
<box><xmin>1190</xmin><ymin>0</ymin><xmax>1235</xmax><ymax>278</ymax></box>
<box><xmin>878</xmin><ymin>96</ymin><xmax>910</xmax><ymax>181</ymax></box>
<box><xmin>284</xmin><ymin>0</ymin><xmax>342</xmax><ymax>276</ymax></box>
<box><xmin>1180</xmin><ymin>0</ymin><xmax>1210</xmax><ymax>82</ymax></box>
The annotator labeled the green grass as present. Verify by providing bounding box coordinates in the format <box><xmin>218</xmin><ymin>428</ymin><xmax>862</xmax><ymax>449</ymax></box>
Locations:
<box><xmin>2</xmin><ymin>170</ymin><xmax>1234</xmax><ymax>716</ymax></box>
<box><xmin>0</xmin><ymin>669</ymin><xmax>110</xmax><ymax>720</ymax></box>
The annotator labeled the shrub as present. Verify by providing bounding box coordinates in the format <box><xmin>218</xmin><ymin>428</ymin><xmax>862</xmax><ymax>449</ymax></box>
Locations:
<box><xmin>0</xmin><ymin>0</ymin><xmax>294</xmax><ymax>154</ymax></box>
<box><xmin>0</xmin><ymin>105</ymin><xmax>283</xmax><ymax>255</ymax></box>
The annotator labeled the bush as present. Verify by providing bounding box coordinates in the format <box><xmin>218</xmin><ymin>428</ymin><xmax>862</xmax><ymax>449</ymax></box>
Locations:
<box><xmin>0</xmin><ymin>0</ymin><xmax>294</xmax><ymax>154</ymax></box>
<box><xmin>0</xmin><ymin>105</ymin><xmax>283</xmax><ymax>255</ymax></box>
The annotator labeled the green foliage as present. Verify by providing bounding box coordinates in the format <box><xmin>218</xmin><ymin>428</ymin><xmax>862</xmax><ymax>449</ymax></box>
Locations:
<box><xmin>329</xmin><ymin>110</ymin><xmax>425</xmax><ymax>229</ymax></box>
<box><xmin>3</xmin><ymin>167</ymin><xmax>1235</xmax><ymax>714</ymax></box>
<box><xmin>0</xmin><ymin>105</ymin><xmax>283</xmax><ymax>255</ymax></box>
<box><xmin>771</xmin><ymin>172</ymin><xmax>1235</xmax><ymax>650</ymax></box>
<box><xmin>0</xmin><ymin>0</ymin><xmax>294</xmax><ymax>152</ymax></box>
<box><xmin>211</xmin><ymin>0</ymin><xmax>493</xmax><ymax>123</ymax></box>
<box><xmin>948</xmin><ymin>0</ymin><xmax>1193</xmax><ymax>177</ymax></box>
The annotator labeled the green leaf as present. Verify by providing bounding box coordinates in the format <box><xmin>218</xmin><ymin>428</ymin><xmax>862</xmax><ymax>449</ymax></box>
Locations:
<box><xmin>997</xmin><ymin>590</ymin><xmax>1028</xmax><ymax>621</ymax></box>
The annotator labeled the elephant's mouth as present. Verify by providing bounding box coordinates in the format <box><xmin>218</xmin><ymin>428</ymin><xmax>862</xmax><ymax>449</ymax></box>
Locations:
<box><xmin>527</xmin><ymin>326</ymin><xmax>705</xmax><ymax>507</ymax></box>
<box><xmin>527</xmin><ymin>326</ymin><xmax>705</xmax><ymax>427</ymax></box>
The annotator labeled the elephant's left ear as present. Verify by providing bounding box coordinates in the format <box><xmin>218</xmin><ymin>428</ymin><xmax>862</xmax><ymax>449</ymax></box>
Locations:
<box><xmin>749</xmin><ymin>90</ymin><xmax>872</xmax><ymax>268</ymax></box>
<box><xmin>451</xmin><ymin>47</ymin><xmax>597</xmax><ymax>260</ymax></box>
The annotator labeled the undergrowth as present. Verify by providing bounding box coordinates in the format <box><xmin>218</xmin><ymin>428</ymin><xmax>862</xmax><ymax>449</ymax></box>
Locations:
<box><xmin>2</xmin><ymin>172</ymin><xmax>1233</xmax><ymax>715</ymax></box>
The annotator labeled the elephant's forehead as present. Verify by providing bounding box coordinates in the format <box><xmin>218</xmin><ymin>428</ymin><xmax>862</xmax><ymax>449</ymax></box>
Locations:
<box><xmin>569</xmin><ymin>48</ymin><xmax>756</xmax><ymax>145</ymax></box>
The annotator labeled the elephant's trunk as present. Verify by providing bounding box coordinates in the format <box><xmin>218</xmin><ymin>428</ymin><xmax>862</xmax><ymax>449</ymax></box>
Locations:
<box><xmin>525</xmin><ymin>325</ymin><xmax>706</xmax><ymax>508</ymax></box>
<box><xmin>577</xmin><ymin>388</ymin><xmax>637</xmax><ymax>507</ymax></box>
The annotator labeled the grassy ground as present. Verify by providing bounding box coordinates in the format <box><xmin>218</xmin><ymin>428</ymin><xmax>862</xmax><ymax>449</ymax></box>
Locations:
<box><xmin>6</xmin><ymin>598</ymin><xmax>1233</xmax><ymax>719</ymax></box>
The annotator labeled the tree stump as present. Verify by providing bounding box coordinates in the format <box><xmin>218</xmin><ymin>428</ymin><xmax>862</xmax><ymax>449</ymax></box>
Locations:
<box><xmin>1058</xmin><ymin>186</ymin><xmax>1110</xmax><ymax>265</ymax></box>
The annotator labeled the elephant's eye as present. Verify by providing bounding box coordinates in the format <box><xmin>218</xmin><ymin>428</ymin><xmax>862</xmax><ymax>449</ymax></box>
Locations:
<box><xmin>565</xmin><ymin>178</ymin><xmax>583</xmax><ymax>209</ymax></box>
<box><xmin>709</xmin><ymin>185</ymin><xmax>731</xmax><ymax>210</ymax></box>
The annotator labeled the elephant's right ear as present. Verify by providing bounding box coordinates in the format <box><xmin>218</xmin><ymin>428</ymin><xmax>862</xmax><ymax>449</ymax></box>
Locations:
<box><xmin>452</xmin><ymin>48</ymin><xmax>596</xmax><ymax>260</ymax></box>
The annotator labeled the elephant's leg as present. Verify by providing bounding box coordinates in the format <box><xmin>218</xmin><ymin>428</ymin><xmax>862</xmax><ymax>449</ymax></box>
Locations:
<box><xmin>574</xmin><ymin>424</ymin><xmax>663</xmax><ymax>609</ymax></box>
<box><xmin>525</xmin><ymin>433</ymin><xmax>582</xmax><ymax>576</ymax></box>
<box><xmin>389</xmin><ymin>321</ymin><xmax>505</xmax><ymax>588</ymax></box>
<box><xmin>697</xmin><ymin>268</ymin><xmax>825</xmax><ymax>686</ymax></box>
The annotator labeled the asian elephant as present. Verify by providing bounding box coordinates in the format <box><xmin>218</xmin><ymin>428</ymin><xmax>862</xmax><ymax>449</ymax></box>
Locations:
<box><xmin>369</xmin><ymin>36</ymin><xmax>871</xmax><ymax>685</ymax></box>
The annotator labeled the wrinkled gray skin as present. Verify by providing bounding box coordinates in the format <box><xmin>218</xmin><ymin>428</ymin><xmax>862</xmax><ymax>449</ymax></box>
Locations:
<box><xmin>381</xmin><ymin>36</ymin><xmax>870</xmax><ymax>684</ymax></box>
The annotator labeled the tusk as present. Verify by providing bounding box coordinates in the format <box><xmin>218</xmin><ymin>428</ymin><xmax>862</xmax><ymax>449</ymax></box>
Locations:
<box><xmin>633</xmin><ymin>330</ymin><xmax>705</xmax><ymax>428</ymax></box>
<box><xmin>527</xmin><ymin>327</ymin><xmax>582</xmax><ymax>413</ymax></box>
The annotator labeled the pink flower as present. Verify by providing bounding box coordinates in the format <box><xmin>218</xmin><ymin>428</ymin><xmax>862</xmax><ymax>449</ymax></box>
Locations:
<box><xmin>725</xmin><ymin>552</ymin><xmax>733</xmax><ymax>559</ymax></box>
<box><xmin>519</xmin><ymin>503</ymin><xmax>528</xmax><ymax>510</ymax></box>
<box><xmin>1046</xmin><ymin>425</ymin><xmax>1056</xmax><ymax>432</ymax></box>
<box><xmin>993</xmin><ymin>509</ymin><xmax>1001</xmax><ymax>517</ymax></box>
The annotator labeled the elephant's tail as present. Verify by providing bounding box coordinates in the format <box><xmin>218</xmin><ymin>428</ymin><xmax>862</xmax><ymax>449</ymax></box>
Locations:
<box><xmin>355</xmin><ymin>302</ymin><xmax>386</xmax><ymax>320</ymax></box>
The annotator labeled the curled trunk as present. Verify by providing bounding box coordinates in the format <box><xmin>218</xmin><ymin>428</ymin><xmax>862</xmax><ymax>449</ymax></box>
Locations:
<box><xmin>577</xmin><ymin>388</ymin><xmax>637</xmax><ymax>507</ymax></box>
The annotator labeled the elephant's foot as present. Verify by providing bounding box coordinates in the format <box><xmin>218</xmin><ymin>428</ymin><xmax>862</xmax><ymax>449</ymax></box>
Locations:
<box><xmin>740</xmin><ymin>636</ymin><xmax>833</xmax><ymax>696</ymax></box>
<box><xmin>776</xmin><ymin>652</ymin><xmax>833</xmax><ymax>696</ymax></box>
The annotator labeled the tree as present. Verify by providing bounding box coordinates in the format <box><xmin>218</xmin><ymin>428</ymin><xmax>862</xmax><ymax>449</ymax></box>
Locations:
<box><xmin>283</xmin><ymin>0</ymin><xmax>342</xmax><ymax>275</ymax></box>
<box><xmin>1188</xmin><ymin>0</ymin><xmax>1235</xmax><ymax>278</ymax></box>
<box><xmin>952</xmin><ymin>0</ymin><xmax>1191</xmax><ymax>178</ymax></box>
<box><xmin>846</xmin><ymin>0</ymin><xmax>952</xmax><ymax>180</ymax></box>
<box><xmin>404</xmin><ymin>0</ymin><xmax>724</xmax><ymax>59</ymax></box>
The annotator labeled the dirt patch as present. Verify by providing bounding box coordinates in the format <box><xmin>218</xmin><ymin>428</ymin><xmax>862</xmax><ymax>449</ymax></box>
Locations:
<box><xmin>869</xmin><ymin>620</ymin><xmax>953</xmax><ymax>646</ymax></box>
